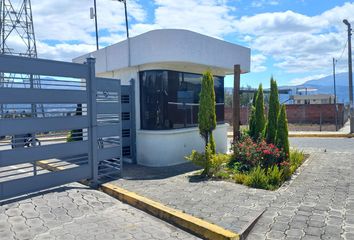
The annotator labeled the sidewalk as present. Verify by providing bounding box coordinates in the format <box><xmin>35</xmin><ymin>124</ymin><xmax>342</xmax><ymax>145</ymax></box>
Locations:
<box><xmin>288</xmin><ymin>121</ymin><xmax>352</xmax><ymax>137</ymax></box>
<box><xmin>228</xmin><ymin>121</ymin><xmax>353</xmax><ymax>138</ymax></box>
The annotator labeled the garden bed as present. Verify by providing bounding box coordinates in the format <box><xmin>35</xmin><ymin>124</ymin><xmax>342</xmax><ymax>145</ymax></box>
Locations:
<box><xmin>188</xmin><ymin>135</ymin><xmax>308</xmax><ymax>191</ymax></box>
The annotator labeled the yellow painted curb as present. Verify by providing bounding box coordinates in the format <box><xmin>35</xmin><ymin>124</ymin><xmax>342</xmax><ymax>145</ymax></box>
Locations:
<box><xmin>101</xmin><ymin>183</ymin><xmax>240</xmax><ymax>240</ymax></box>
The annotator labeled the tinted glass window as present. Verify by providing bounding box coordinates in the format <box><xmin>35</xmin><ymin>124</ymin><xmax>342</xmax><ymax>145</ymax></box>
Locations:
<box><xmin>140</xmin><ymin>70</ymin><xmax>224</xmax><ymax>130</ymax></box>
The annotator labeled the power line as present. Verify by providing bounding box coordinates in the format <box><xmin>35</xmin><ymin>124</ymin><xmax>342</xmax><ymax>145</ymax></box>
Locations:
<box><xmin>336</xmin><ymin>39</ymin><xmax>348</xmax><ymax>63</ymax></box>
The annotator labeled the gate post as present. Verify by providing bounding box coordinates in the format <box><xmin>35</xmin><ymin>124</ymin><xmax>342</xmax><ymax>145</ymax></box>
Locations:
<box><xmin>130</xmin><ymin>78</ymin><xmax>137</xmax><ymax>164</ymax></box>
<box><xmin>86</xmin><ymin>57</ymin><xmax>98</xmax><ymax>184</ymax></box>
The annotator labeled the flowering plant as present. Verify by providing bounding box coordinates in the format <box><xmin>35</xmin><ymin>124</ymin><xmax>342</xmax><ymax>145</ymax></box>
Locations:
<box><xmin>230</xmin><ymin>136</ymin><xmax>287</xmax><ymax>171</ymax></box>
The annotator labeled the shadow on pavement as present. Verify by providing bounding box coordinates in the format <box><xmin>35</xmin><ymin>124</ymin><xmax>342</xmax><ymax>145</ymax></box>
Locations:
<box><xmin>121</xmin><ymin>162</ymin><xmax>201</xmax><ymax>180</ymax></box>
<box><xmin>0</xmin><ymin>185</ymin><xmax>89</xmax><ymax>205</ymax></box>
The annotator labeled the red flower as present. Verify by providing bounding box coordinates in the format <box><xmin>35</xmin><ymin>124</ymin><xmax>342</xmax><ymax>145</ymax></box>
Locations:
<box><xmin>263</xmin><ymin>150</ymin><xmax>271</xmax><ymax>155</ymax></box>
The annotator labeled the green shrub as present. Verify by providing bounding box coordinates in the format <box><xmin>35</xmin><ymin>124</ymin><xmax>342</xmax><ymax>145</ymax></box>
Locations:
<box><xmin>186</xmin><ymin>148</ymin><xmax>229</xmax><ymax>177</ymax></box>
<box><xmin>280</xmin><ymin>161</ymin><xmax>291</xmax><ymax>180</ymax></box>
<box><xmin>185</xmin><ymin>150</ymin><xmax>205</xmax><ymax>168</ymax></box>
<box><xmin>233</xmin><ymin>173</ymin><xmax>248</xmax><ymax>184</ymax></box>
<box><xmin>267</xmin><ymin>165</ymin><xmax>283</xmax><ymax>187</ymax></box>
<box><xmin>244</xmin><ymin>166</ymin><xmax>268</xmax><ymax>189</ymax></box>
<box><xmin>290</xmin><ymin>149</ymin><xmax>305</xmax><ymax>168</ymax></box>
<box><xmin>230</xmin><ymin>135</ymin><xmax>285</xmax><ymax>171</ymax></box>
<box><xmin>214</xmin><ymin>170</ymin><xmax>231</xmax><ymax>179</ymax></box>
<box><xmin>210</xmin><ymin>153</ymin><xmax>229</xmax><ymax>175</ymax></box>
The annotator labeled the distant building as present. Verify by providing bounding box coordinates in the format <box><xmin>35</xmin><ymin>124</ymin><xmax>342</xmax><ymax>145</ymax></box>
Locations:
<box><xmin>292</xmin><ymin>94</ymin><xmax>336</xmax><ymax>104</ymax></box>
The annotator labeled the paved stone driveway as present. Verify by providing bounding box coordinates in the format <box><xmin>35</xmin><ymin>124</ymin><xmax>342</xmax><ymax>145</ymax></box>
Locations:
<box><xmin>111</xmin><ymin>163</ymin><xmax>277</xmax><ymax>234</ymax></box>
<box><xmin>111</xmin><ymin>138</ymin><xmax>354</xmax><ymax>239</ymax></box>
<box><xmin>0</xmin><ymin>183</ymin><xmax>199</xmax><ymax>240</ymax></box>
<box><xmin>247</xmin><ymin>138</ymin><xmax>354</xmax><ymax>239</ymax></box>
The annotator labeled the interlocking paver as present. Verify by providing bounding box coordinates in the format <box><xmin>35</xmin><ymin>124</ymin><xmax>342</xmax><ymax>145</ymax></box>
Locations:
<box><xmin>0</xmin><ymin>183</ymin><xmax>199</xmax><ymax>240</ymax></box>
<box><xmin>247</xmin><ymin>138</ymin><xmax>354</xmax><ymax>239</ymax></box>
<box><xmin>109</xmin><ymin>162</ymin><xmax>276</xmax><ymax>234</ymax></box>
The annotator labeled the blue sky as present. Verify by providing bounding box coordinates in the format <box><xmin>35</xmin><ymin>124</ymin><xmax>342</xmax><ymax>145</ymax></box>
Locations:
<box><xmin>21</xmin><ymin>1</ymin><xmax>354</xmax><ymax>88</ymax></box>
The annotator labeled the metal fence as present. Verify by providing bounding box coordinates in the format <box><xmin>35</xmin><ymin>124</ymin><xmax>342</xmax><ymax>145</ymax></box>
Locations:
<box><xmin>0</xmin><ymin>55</ymin><xmax>122</xmax><ymax>200</ymax></box>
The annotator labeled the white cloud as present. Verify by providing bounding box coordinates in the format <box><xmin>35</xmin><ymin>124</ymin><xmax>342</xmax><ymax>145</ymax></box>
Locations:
<box><xmin>251</xmin><ymin>0</ymin><xmax>279</xmax><ymax>8</ymax></box>
<box><xmin>251</xmin><ymin>54</ymin><xmax>267</xmax><ymax>72</ymax></box>
<box><xmin>36</xmin><ymin>41</ymin><xmax>96</xmax><ymax>62</ymax></box>
<box><xmin>30</xmin><ymin>0</ymin><xmax>146</xmax><ymax>60</ymax></box>
<box><xmin>151</xmin><ymin>0</ymin><xmax>236</xmax><ymax>38</ymax></box>
<box><xmin>234</xmin><ymin>2</ymin><xmax>354</xmax><ymax>74</ymax></box>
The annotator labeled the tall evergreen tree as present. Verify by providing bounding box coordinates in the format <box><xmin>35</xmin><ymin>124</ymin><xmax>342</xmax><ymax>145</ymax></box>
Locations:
<box><xmin>253</xmin><ymin>84</ymin><xmax>266</xmax><ymax>140</ymax></box>
<box><xmin>198</xmin><ymin>70</ymin><xmax>216</xmax><ymax>147</ymax></box>
<box><xmin>266</xmin><ymin>78</ymin><xmax>280</xmax><ymax>144</ymax></box>
<box><xmin>248</xmin><ymin>91</ymin><xmax>258</xmax><ymax>139</ymax></box>
<box><xmin>198</xmin><ymin>70</ymin><xmax>217</xmax><ymax>175</ymax></box>
<box><xmin>276</xmin><ymin>105</ymin><xmax>290</xmax><ymax>157</ymax></box>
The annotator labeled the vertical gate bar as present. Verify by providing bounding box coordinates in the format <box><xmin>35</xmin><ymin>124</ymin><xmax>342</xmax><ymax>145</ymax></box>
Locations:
<box><xmin>117</xmin><ymin>79</ymin><xmax>123</xmax><ymax>175</ymax></box>
<box><xmin>130</xmin><ymin>78</ymin><xmax>137</xmax><ymax>164</ymax></box>
<box><xmin>86</xmin><ymin>57</ymin><xmax>98</xmax><ymax>184</ymax></box>
<box><xmin>30</xmin><ymin>73</ymin><xmax>37</xmax><ymax>176</ymax></box>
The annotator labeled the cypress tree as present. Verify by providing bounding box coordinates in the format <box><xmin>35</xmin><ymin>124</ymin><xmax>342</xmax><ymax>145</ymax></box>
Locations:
<box><xmin>266</xmin><ymin>78</ymin><xmax>280</xmax><ymax>144</ymax></box>
<box><xmin>253</xmin><ymin>84</ymin><xmax>266</xmax><ymax>140</ymax></box>
<box><xmin>276</xmin><ymin>105</ymin><xmax>290</xmax><ymax>158</ymax></box>
<box><xmin>198</xmin><ymin>70</ymin><xmax>217</xmax><ymax>175</ymax></box>
<box><xmin>248</xmin><ymin>91</ymin><xmax>258</xmax><ymax>139</ymax></box>
<box><xmin>198</xmin><ymin>71</ymin><xmax>216</xmax><ymax>147</ymax></box>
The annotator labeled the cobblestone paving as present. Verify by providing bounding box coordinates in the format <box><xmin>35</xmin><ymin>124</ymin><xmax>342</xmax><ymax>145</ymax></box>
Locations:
<box><xmin>247</xmin><ymin>138</ymin><xmax>354</xmax><ymax>240</ymax></box>
<box><xmin>111</xmin><ymin>138</ymin><xmax>354</xmax><ymax>239</ymax></box>
<box><xmin>111</xmin><ymin>164</ymin><xmax>277</xmax><ymax>234</ymax></box>
<box><xmin>0</xmin><ymin>183</ymin><xmax>199</xmax><ymax>240</ymax></box>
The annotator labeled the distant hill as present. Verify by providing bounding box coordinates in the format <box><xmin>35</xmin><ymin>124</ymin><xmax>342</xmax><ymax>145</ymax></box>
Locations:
<box><xmin>284</xmin><ymin>72</ymin><xmax>351</xmax><ymax>104</ymax></box>
<box><xmin>303</xmin><ymin>72</ymin><xmax>348</xmax><ymax>87</ymax></box>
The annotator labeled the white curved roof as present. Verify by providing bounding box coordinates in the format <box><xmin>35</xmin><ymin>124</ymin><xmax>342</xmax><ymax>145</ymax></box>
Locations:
<box><xmin>74</xmin><ymin>29</ymin><xmax>251</xmax><ymax>75</ymax></box>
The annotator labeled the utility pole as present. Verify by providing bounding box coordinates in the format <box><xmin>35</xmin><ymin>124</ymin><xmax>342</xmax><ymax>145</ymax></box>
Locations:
<box><xmin>93</xmin><ymin>0</ymin><xmax>99</xmax><ymax>50</ymax></box>
<box><xmin>118</xmin><ymin>0</ymin><xmax>130</xmax><ymax>67</ymax></box>
<box><xmin>90</xmin><ymin>0</ymin><xmax>99</xmax><ymax>50</ymax></box>
<box><xmin>343</xmin><ymin>19</ymin><xmax>353</xmax><ymax>133</ymax></box>
<box><xmin>233</xmin><ymin>65</ymin><xmax>241</xmax><ymax>142</ymax></box>
<box><xmin>333</xmin><ymin>57</ymin><xmax>338</xmax><ymax>131</ymax></box>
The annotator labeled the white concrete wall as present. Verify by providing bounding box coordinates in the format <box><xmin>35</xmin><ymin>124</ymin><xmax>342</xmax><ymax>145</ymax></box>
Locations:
<box><xmin>136</xmin><ymin>124</ymin><xmax>228</xmax><ymax>167</ymax></box>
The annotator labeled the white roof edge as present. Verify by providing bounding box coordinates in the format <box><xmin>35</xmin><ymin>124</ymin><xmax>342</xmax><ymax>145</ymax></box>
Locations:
<box><xmin>73</xmin><ymin>29</ymin><xmax>251</xmax><ymax>75</ymax></box>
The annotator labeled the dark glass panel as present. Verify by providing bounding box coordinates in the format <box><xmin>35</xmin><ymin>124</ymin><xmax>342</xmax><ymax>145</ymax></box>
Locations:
<box><xmin>140</xmin><ymin>70</ymin><xmax>224</xmax><ymax>130</ymax></box>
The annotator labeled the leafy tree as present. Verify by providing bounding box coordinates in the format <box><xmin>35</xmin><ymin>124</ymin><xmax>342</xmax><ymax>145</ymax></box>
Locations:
<box><xmin>266</xmin><ymin>78</ymin><xmax>280</xmax><ymax>144</ymax></box>
<box><xmin>276</xmin><ymin>105</ymin><xmax>290</xmax><ymax>158</ymax></box>
<box><xmin>253</xmin><ymin>84</ymin><xmax>266</xmax><ymax>140</ymax></box>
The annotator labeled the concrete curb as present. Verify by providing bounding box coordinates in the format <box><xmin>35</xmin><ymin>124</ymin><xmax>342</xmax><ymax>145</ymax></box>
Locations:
<box><xmin>101</xmin><ymin>183</ymin><xmax>240</xmax><ymax>240</ymax></box>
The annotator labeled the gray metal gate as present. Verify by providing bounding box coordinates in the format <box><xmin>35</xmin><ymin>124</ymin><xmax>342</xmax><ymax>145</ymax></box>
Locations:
<box><xmin>0</xmin><ymin>55</ymin><xmax>122</xmax><ymax>200</ymax></box>
<box><xmin>121</xmin><ymin>81</ymin><xmax>136</xmax><ymax>163</ymax></box>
